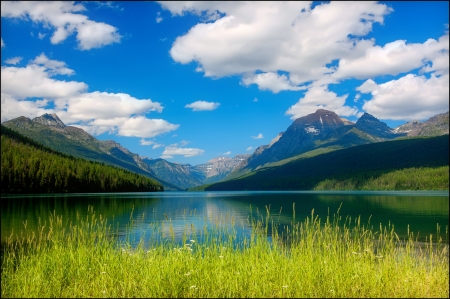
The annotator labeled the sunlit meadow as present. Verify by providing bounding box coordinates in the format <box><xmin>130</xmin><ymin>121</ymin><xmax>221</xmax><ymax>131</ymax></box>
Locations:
<box><xmin>1</xmin><ymin>205</ymin><xmax>448</xmax><ymax>298</ymax></box>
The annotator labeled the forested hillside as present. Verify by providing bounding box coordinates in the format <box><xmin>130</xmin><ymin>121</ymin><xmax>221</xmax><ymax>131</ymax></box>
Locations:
<box><xmin>1</xmin><ymin>126</ymin><xmax>163</xmax><ymax>193</ymax></box>
<box><xmin>200</xmin><ymin>135</ymin><xmax>449</xmax><ymax>191</ymax></box>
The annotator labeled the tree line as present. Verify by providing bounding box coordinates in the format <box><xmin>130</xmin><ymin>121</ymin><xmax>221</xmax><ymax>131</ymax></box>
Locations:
<box><xmin>1</xmin><ymin>125</ymin><xmax>163</xmax><ymax>193</ymax></box>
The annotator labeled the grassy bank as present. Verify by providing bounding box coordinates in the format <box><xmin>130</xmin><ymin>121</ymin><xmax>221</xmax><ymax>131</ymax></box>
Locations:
<box><xmin>1</xmin><ymin>207</ymin><xmax>448</xmax><ymax>298</ymax></box>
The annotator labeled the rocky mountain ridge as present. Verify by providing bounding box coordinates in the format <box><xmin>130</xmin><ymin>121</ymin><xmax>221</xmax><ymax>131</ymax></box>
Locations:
<box><xmin>394</xmin><ymin>111</ymin><xmax>449</xmax><ymax>136</ymax></box>
<box><xmin>226</xmin><ymin>109</ymin><xmax>449</xmax><ymax>181</ymax></box>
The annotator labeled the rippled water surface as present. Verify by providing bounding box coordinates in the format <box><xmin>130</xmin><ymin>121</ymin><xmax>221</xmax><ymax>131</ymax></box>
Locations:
<box><xmin>2</xmin><ymin>191</ymin><xmax>448</xmax><ymax>245</ymax></box>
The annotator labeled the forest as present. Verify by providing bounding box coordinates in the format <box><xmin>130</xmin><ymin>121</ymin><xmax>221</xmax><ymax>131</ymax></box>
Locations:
<box><xmin>1</xmin><ymin>125</ymin><xmax>163</xmax><ymax>193</ymax></box>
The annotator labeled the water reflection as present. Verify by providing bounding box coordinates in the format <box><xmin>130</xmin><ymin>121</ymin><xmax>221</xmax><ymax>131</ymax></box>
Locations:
<box><xmin>2</xmin><ymin>191</ymin><xmax>448</xmax><ymax>246</ymax></box>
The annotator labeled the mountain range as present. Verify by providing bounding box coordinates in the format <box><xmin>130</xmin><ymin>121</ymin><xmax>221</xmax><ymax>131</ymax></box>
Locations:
<box><xmin>2</xmin><ymin>114</ymin><xmax>249</xmax><ymax>190</ymax></box>
<box><xmin>2</xmin><ymin>110</ymin><xmax>448</xmax><ymax>191</ymax></box>
<box><xmin>225</xmin><ymin>110</ymin><xmax>449</xmax><ymax>180</ymax></box>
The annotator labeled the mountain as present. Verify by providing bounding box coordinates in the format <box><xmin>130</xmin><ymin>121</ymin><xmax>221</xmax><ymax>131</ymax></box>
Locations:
<box><xmin>394</xmin><ymin>111</ymin><xmax>449</xmax><ymax>136</ymax></box>
<box><xmin>193</xmin><ymin>154</ymin><xmax>251</xmax><ymax>184</ymax></box>
<box><xmin>142</xmin><ymin>158</ymin><xmax>204</xmax><ymax>190</ymax></box>
<box><xmin>143</xmin><ymin>154</ymin><xmax>251</xmax><ymax>189</ymax></box>
<box><xmin>2</xmin><ymin>114</ymin><xmax>181</xmax><ymax>191</ymax></box>
<box><xmin>201</xmin><ymin>134</ymin><xmax>449</xmax><ymax>191</ymax></box>
<box><xmin>227</xmin><ymin>109</ymin><xmax>406</xmax><ymax>180</ymax></box>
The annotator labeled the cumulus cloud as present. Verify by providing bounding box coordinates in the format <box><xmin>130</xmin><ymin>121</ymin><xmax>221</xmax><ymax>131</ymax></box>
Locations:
<box><xmin>359</xmin><ymin>73</ymin><xmax>449</xmax><ymax>120</ymax></box>
<box><xmin>1</xmin><ymin>64</ymin><xmax>87</xmax><ymax>100</ymax></box>
<box><xmin>246</xmin><ymin>146</ymin><xmax>253</xmax><ymax>151</ymax></box>
<box><xmin>56</xmin><ymin>91</ymin><xmax>163</xmax><ymax>123</ymax></box>
<box><xmin>32</xmin><ymin>53</ymin><xmax>75</xmax><ymax>76</ymax></box>
<box><xmin>1</xmin><ymin>92</ymin><xmax>53</xmax><ymax>122</ymax></box>
<box><xmin>161</xmin><ymin>1</ymin><xmax>393</xmax><ymax>92</ymax></box>
<box><xmin>4</xmin><ymin>56</ymin><xmax>22</xmax><ymax>65</ymax></box>
<box><xmin>1</xmin><ymin>1</ymin><xmax>121</xmax><ymax>50</ymax></box>
<box><xmin>162</xmin><ymin>146</ymin><xmax>204</xmax><ymax>157</ymax></box>
<box><xmin>241</xmin><ymin>72</ymin><xmax>307</xmax><ymax>93</ymax></box>
<box><xmin>285</xmin><ymin>85</ymin><xmax>359</xmax><ymax>120</ymax></box>
<box><xmin>185</xmin><ymin>100</ymin><xmax>220</xmax><ymax>111</ymax></box>
<box><xmin>251</xmin><ymin>133</ymin><xmax>263</xmax><ymax>139</ymax></box>
<box><xmin>140</xmin><ymin>139</ymin><xmax>163</xmax><ymax>149</ymax></box>
<box><xmin>1</xmin><ymin>53</ymin><xmax>179</xmax><ymax>138</ymax></box>
<box><xmin>333</xmin><ymin>34</ymin><xmax>449</xmax><ymax>80</ymax></box>
<box><xmin>74</xmin><ymin>116</ymin><xmax>179</xmax><ymax>138</ymax></box>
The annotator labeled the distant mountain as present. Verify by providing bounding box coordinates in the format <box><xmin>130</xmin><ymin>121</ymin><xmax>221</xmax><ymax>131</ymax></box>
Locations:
<box><xmin>142</xmin><ymin>158</ymin><xmax>204</xmax><ymax>190</ymax></box>
<box><xmin>143</xmin><ymin>154</ymin><xmax>251</xmax><ymax>189</ymax></box>
<box><xmin>227</xmin><ymin>109</ymin><xmax>406</xmax><ymax>180</ymax></box>
<box><xmin>2</xmin><ymin>114</ymin><xmax>181</xmax><ymax>191</ymax></box>
<box><xmin>193</xmin><ymin>154</ymin><xmax>251</xmax><ymax>184</ymax></box>
<box><xmin>394</xmin><ymin>111</ymin><xmax>449</xmax><ymax>137</ymax></box>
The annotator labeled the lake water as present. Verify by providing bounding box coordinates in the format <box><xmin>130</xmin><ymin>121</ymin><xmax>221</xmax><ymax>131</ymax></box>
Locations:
<box><xmin>1</xmin><ymin>191</ymin><xmax>449</xmax><ymax>246</ymax></box>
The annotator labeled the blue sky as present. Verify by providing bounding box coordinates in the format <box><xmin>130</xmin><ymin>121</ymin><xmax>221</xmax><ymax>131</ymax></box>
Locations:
<box><xmin>1</xmin><ymin>1</ymin><xmax>449</xmax><ymax>165</ymax></box>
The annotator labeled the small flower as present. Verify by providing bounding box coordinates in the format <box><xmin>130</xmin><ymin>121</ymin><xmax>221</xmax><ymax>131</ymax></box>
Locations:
<box><xmin>376</xmin><ymin>255</ymin><xmax>383</xmax><ymax>258</ymax></box>
<box><xmin>219</xmin><ymin>255</ymin><xmax>224</xmax><ymax>258</ymax></box>
<box><xmin>102</xmin><ymin>290</ymin><xmax>106</xmax><ymax>294</ymax></box>
<box><xmin>190</xmin><ymin>240</ymin><xmax>195</xmax><ymax>243</ymax></box>
<box><xmin>282</xmin><ymin>285</ymin><xmax>288</xmax><ymax>288</ymax></box>
<box><xmin>185</xmin><ymin>272</ymin><xmax>191</xmax><ymax>276</ymax></box>
<box><xmin>190</xmin><ymin>285</ymin><xmax>197</xmax><ymax>289</ymax></box>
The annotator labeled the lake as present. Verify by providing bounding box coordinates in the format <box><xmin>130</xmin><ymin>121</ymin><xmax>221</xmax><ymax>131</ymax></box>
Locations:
<box><xmin>1</xmin><ymin>191</ymin><xmax>448</xmax><ymax>246</ymax></box>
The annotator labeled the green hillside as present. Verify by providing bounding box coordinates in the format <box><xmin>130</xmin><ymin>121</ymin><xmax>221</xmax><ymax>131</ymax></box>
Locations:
<box><xmin>1</xmin><ymin>125</ymin><xmax>163</xmax><ymax>193</ymax></box>
<box><xmin>201</xmin><ymin>135</ymin><xmax>449</xmax><ymax>191</ymax></box>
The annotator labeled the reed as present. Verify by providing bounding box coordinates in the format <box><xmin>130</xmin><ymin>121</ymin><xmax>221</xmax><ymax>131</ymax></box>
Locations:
<box><xmin>1</xmin><ymin>205</ymin><xmax>448</xmax><ymax>298</ymax></box>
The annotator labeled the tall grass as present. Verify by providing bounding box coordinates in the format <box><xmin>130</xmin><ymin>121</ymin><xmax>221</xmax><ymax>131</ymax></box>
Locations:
<box><xmin>1</xmin><ymin>205</ymin><xmax>448</xmax><ymax>298</ymax></box>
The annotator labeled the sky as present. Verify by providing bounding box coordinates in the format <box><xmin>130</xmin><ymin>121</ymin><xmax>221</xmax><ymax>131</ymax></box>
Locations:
<box><xmin>1</xmin><ymin>1</ymin><xmax>449</xmax><ymax>166</ymax></box>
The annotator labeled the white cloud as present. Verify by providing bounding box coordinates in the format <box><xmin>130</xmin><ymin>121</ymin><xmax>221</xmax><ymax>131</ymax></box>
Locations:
<box><xmin>185</xmin><ymin>100</ymin><xmax>220</xmax><ymax>111</ymax></box>
<box><xmin>162</xmin><ymin>146</ymin><xmax>204</xmax><ymax>157</ymax></box>
<box><xmin>140</xmin><ymin>139</ymin><xmax>155</xmax><ymax>146</ymax></box>
<box><xmin>1</xmin><ymin>38</ymin><xmax>4</xmax><ymax>48</ymax></box>
<box><xmin>241</xmin><ymin>72</ymin><xmax>307</xmax><ymax>93</ymax></box>
<box><xmin>333</xmin><ymin>34</ymin><xmax>449</xmax><ymax>80</ymax></box>
<box><xmin>78</xmin><ymin>116</ymin><xmax>179</xmax><ymax>138</ymax></box>
<box><xmin>251</xmin><ymin>133</ymin><xmax>263</xmax><ymax>139</ymax></box>
<box><xmin>4</xmin><ymin>56</ymin><xmax>23</xmax><ymax>65</ymax></box>
<box><xmin>170</xmin><ymin>140</ymin><xmax>190</xmax><ymax>147</ymax></box>
<box><xmin>223</xmin><ymin>151</ymin><xmax>231</xmax><ymax>155</ymax></box>
<box><xmin>1</xmin><ymin>54</ymin><xmax>179</xmax><ymax>138</ymax></box>
<box><xmin>359</xmin><ymin>73</ymin><xmax>449</xmax><ymax>120</ymax></box>
<box><xmin>32</xmin><ymin>53</ymin><xmax>75</xmax><ymax>76</ymax></box>
<box><xmin>140</xmin><ymin>139</ymin><xmax>164</xmax><ymax>149</ymax></box>
<box><xmin>38</xmin><ymin>32</ymin><xmax>46</xmax><ymax>40</ymax></box>
<box><xmin>1</xmin><ymin>1</ymin><xmax>121</xmax><ymax>50</ymax></box>
<box><xmin>354</xmin><ymin>93</ymin><xmax>361</xmax><ymax>103</ymax></box>
<box><xmin>156</xmin><ymin>12</ymin><xmax>163</xmax><ymax>23</ymax></box>
<box><xmin>162</xmin><ymin>1</ymin><xmax>392</xmax><ymax>90</ymax></box>
<box><xmin>253</xmin><ymin>97</ymin><xmax>258</xmax><ymax>102</ymax></box>
<box><xmin>285</xmin><ymin>85</ymin><xmax>359</xmax><ymax>120</ymax></box>
<box><xmin>1</xmin><ymin>64</ymin><xmax>87</xmax><ymax>100</ymax></box>
<box><xmin>1</xmin><ymin>92</ymin><xmax>53</xmax><ymax>122</ymax></box>
<box><xmin>246</xmin><ymin>146</ymin><xmax>253</xmax><ymax>151</ymax></box>
<box><xmin>56</xmin><ymin>91</ymin><xmax>163</xmax><ymax>123</ymax></box>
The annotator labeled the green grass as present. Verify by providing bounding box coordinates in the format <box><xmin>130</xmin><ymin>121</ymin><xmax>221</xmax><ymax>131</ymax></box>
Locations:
<box><xmin>2</xmin><ymin>206</ymin><xmax>448</xmax><ymax>298</ymax></box>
